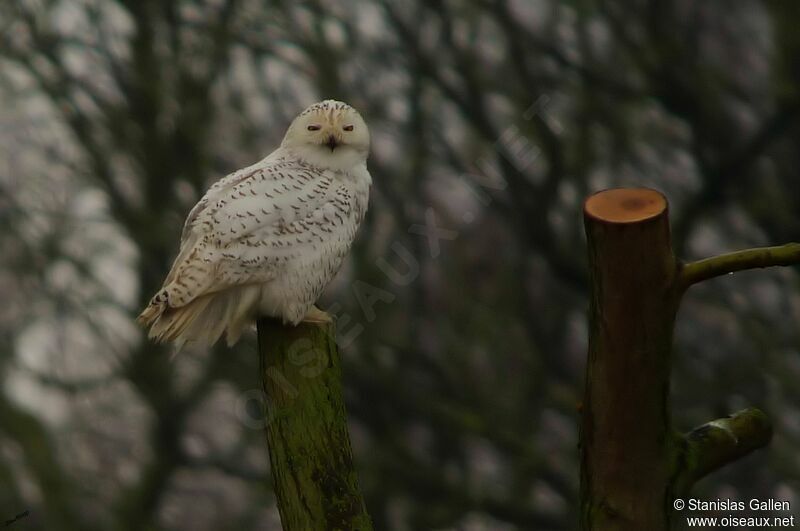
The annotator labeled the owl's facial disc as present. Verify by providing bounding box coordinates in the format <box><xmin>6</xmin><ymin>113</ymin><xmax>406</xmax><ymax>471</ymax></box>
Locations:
<box><xmin>305</xmin><ymin>115</ymin><xmax>352</xmax><ymax>151</ymax></box>
<box><xmin>282</xmin><ymin>100</ymin><xmax>370</xmax><ymax>169</ymax></box>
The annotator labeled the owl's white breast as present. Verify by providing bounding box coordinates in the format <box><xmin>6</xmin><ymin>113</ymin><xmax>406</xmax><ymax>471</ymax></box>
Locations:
<box><xmin>257</xmin><ymin>163</ymin><xmax>371</xmax><ymax>324</ymax></box>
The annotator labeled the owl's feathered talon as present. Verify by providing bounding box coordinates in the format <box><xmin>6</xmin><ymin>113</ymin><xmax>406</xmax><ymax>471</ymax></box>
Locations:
<box><xmin>302</xmin><ymin>306</ymin><xmax>333</xmax><ymax>324</ymax></box>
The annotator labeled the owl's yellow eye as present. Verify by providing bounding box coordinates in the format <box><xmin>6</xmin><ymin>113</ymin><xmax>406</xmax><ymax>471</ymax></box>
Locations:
<box><xmin>343</xmin><ymin>125</ymin><xmax>354</xmax><ymax>132</ymax></box>
<box><xmin>307</xmin><ymin>124</ymin><xmax>321</xmax><ymax>131</ymax></box>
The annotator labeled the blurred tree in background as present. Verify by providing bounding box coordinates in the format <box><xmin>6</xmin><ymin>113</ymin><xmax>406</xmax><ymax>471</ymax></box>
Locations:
<box><xmin>0</xmin><ymin>1</ymin><xmax>798</xmax><ymax>529</ymax></box>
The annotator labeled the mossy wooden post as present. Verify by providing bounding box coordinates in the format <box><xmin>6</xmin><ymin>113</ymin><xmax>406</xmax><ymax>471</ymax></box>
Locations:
<box><xmin>580</xmin><ymin>188</ymin><xmax>799</xmax><ymax>530</ymax></box>
<box><xmin>257</xmin><ymin>319</ymin><xmax>373</xmax><ymax>531</ymax></box>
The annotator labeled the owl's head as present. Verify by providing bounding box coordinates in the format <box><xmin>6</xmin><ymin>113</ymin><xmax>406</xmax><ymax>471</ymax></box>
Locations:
<box><xmin>281</xmin><ymin>100</ymin><xmax>370</xmax><ymax>171</ymax></box>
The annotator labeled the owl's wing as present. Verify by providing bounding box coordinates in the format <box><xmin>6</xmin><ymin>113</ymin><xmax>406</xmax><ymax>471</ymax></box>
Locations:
<box><xmin>161</xmin><ymin>153</ymin><xmax>282</xmax><ymax>288</ymax></box>
<box><xmin>158</xmin><ymin>152</ymin><xmax>356</xmax><ymax>309</ymax></box>
<box><xmin>178</xmin><ymin>149</ymin><xmax>286</xmax><ymax>243</ymax></box>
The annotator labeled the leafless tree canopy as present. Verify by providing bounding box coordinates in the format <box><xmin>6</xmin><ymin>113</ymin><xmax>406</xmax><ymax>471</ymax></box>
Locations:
<box><xmin>0</xmin><ymin>1</ymin><xmax>798</xmax><ymax>529</ymax></box>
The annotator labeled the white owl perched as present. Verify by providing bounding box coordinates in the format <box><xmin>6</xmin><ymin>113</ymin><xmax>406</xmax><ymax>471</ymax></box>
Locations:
<box><xmin>137</xmin><ymin>100</ymin><xmax>371</xmax><ymax>347</ymax></box>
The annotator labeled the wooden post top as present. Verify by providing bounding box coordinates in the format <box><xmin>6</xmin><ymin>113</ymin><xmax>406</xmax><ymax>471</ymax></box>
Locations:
<box><xmin>584</xmin><ymin>188</ymin><xmax>667</xmax><ymax>224</ymax></box>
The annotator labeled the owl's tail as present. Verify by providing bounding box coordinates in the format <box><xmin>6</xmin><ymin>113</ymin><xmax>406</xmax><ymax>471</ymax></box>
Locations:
<box><xmin>137</xmin><ymin>285</ymin><xmax>261</xmax><ymax>349</ymax></box>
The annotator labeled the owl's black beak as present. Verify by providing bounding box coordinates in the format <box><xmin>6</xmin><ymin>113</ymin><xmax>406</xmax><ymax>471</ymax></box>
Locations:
<box><xmin>325</xmin><ymin>135</ymin><xmax>339</xmax><ymax>151</ymax></box>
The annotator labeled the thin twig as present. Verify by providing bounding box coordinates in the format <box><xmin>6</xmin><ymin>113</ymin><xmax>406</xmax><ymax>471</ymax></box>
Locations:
<box><xmin>679</xmin><ymin>243</ymin><xmax>800</xmax><ymax>290</ymax></box>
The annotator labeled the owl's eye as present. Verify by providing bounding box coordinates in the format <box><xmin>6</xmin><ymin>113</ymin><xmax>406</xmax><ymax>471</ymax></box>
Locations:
<box><xmin>307</xmin><ymin>124</ymin><xmax>321</xmax><ymax>131</ymax></box>
<box><xmin>343</xmin><ymin>125</ymin><xmax>354</xmax><ymax>132</ymax></box>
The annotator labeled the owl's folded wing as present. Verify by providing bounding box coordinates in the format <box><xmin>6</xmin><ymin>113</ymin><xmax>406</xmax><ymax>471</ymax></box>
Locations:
<box><xmin>158</xmin><ymin>155</ymin><xmax>355</xmax><ymax>307</ymax></box>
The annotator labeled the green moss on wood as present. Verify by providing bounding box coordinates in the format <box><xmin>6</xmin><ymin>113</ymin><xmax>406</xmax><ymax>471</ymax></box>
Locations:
<box><xmin>673</xmin><ymin>408</ymin><xmax>772</xmax><ymax>495</ymax></box>
<box><xmin>258</xmin><ymin>319</ymin><xmax>373</xmax><ymax>531</ymax></box>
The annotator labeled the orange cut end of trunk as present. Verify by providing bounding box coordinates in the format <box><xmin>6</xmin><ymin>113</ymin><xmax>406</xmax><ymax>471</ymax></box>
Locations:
<box><xmin>584</xmin><ymin>188</ymin><xmax>667</xmax><ymax>223</ymax></box>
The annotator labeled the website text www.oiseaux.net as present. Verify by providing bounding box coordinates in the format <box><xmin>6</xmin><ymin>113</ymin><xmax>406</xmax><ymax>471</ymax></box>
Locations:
<box><xmin>675</xmin><ymin>498</ymin><xmax>795</xmax><ymax>528</ymax></box>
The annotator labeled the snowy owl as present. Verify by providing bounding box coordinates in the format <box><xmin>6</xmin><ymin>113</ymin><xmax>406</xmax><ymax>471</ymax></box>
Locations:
<box><xmin>137</xmin><ymin>100</ymin><xmax>371</xmax><ymax>347</ymax></box>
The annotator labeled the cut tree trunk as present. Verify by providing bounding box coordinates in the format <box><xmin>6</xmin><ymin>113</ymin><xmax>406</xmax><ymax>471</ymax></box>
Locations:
<box><xmin>258</xmin><ymin>319</ymin><xmax>373</xmax><ymax>531</ymax></box>
<box><xmin>581</xmin><ymin>189</ymin><xmax>679</xmax><ymax>530</ymax></box>
<box><xmin>580</xmin><ymin>188</ymin><xmax>783</xmax><ymax>530</ymax></box>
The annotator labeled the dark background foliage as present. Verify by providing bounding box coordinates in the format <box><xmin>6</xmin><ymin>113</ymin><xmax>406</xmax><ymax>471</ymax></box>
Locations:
<box><xmin>0</xmin><ymin>1</ymin><xmax>798</xmax><ymax>529</ymax></box>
